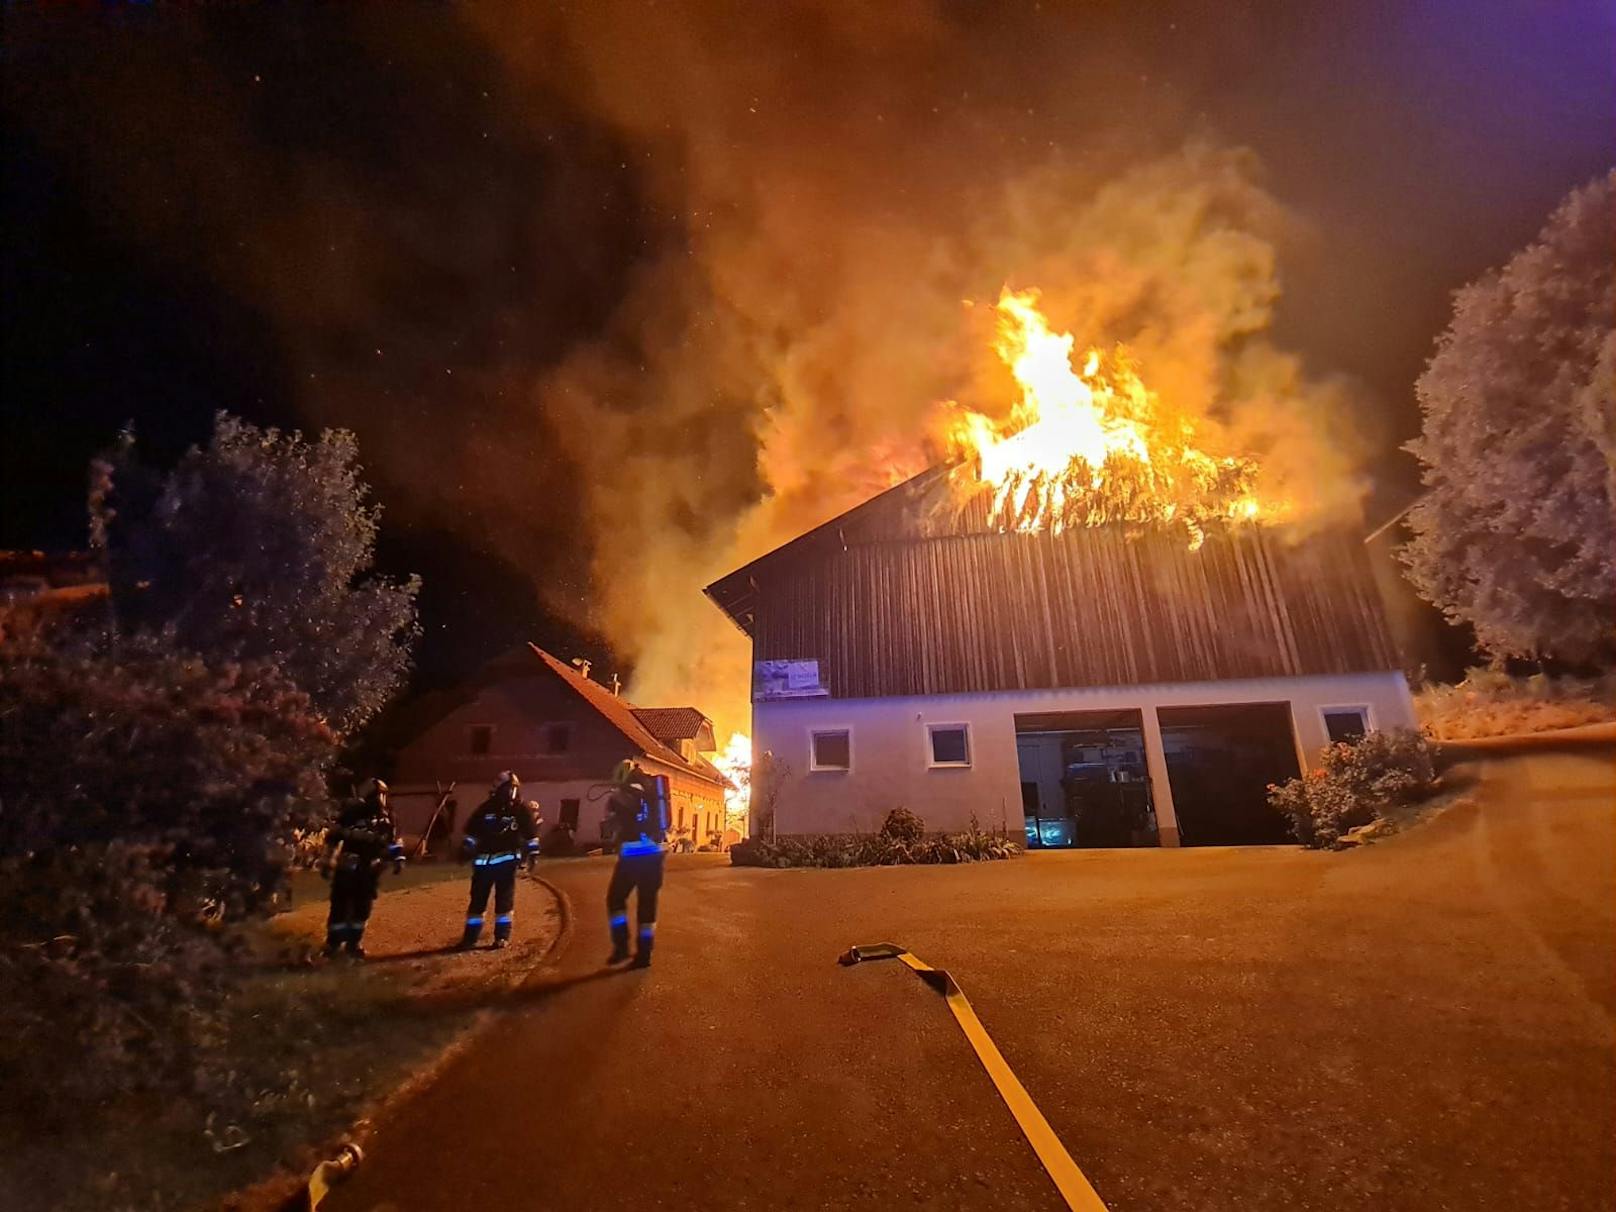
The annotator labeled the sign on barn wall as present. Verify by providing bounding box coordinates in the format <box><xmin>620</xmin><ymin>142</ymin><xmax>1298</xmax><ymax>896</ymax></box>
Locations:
<box><xmin>754</xmin><ymin>659</ymin><xmax>829</xmax><ymax>701</ymax></box>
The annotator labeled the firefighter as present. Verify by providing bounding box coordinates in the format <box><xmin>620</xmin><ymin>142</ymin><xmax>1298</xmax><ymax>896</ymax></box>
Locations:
<box><xmin>321</xmin><ymin>777</ymin><xmax>404</xmax><ymax>959</ymax></box>
<box><xmin>458</xmin><ymin>771</ymin><xmax>541</xmax><ymax>950</ymax></box>
<box><xmin>604</xmin><ymin>760</ymin><xmax>669</xmax><ymax>969</ymax></box>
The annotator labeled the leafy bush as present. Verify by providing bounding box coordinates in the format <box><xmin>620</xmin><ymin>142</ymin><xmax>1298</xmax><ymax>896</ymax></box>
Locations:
<box><xmin>0</xmin><ymin>626</ymin><xmax>335</xmax><ymax>918</ymax></box>
<box><xmin>731</xmin><ymin>822</ymin><xmax>1019</xmax><ymax>868</ymax></box>
<box><xmin>1326</xmin><ymin>727</ymin><xmax>1436</xmax><ymax>804</ymax></box>
<box><xmin>879</xmin><ymin>806</ymin><xmax>925</xmax><ymax>842</ymax></box>
<box><xmin>0</xmin><ymin>625</ymin><xmax>337</xmax><ymax>1127</ymax></box>
<box><xmin>1268</xmin><ymin>769</ymin><xmax>1366</xmax><ymax>850</ymax></box>
<box><xmin>0</xmin><ymin>847</ymin><xmax>234</xmax><ymax>1129</ymax></box>
<box><xmin>1268</xmin><ymin>728</ymin><xmax>1437</xmax><ymax>849</ymax></box>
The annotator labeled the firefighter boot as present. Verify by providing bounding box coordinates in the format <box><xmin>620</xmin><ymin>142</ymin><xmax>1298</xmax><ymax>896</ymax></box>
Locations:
<box><xmin>457</xmin><ymin>916</ymin><xmax>484</xmax><ymax>951</ymax></box>
<box><xmin>607</xmin><ymin>912</ymin><xmax>631</xmax><ymax>965</ymax></box>
<box><xmin>493</xmin><ymin>913</ymin><xmax>513</xmax><ymax>949</ymax></box>
<box><xmin>631</xmin><ymin>922</ymin><xmax>654</xmax><ymax>969</ymax></box>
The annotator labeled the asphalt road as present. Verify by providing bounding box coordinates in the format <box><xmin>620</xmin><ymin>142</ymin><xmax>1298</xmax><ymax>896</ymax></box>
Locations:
<box><xmin>329</xmin><ymin>751</ymin><xmax>1615</xmax><ymax>1211</ymax></box>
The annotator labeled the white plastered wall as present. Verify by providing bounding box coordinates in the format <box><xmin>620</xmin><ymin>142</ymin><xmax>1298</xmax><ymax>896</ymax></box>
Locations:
<box><xmin>751</xmin><ymin>671</ymin><xmax>1415</xmax><ymax>844</ymax></box>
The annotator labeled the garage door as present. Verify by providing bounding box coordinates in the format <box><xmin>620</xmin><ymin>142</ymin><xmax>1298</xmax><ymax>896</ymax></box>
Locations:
<box><xmin>1156</xmin><ymin>702</ymin><xmax>1301</xmax><ymax>846</ymax></box>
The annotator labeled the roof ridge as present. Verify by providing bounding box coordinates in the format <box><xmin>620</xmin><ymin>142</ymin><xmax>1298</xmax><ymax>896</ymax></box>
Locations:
<box><xmin>526</xmin><ymin>644</ymin><xmax>726</xmax><ymax>786</ymax></box>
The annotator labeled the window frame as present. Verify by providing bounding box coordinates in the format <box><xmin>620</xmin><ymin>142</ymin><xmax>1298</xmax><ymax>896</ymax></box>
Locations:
<box><xmin>1318</xmin><ymin>703</ymin><xmax>1373</xmax><ymax>745</ymax></box>
<box><xmin>925</xmin><ymin>721</ymin><xmax>973</xmax><ymax>769</ymax></box>
<box><xmin>808</xmin><ymin>726</ymin><xmax>853</xmax><ymax>773</ymax></box>
<box><xmin>541</xmin><ymin>721</ymin><xmax>573</xmax><ymax>755</ymax></box>
<box><xmin>468</xmin><ymin>723</ymin><xmax>494</xmax><ymax>756</ymax></box>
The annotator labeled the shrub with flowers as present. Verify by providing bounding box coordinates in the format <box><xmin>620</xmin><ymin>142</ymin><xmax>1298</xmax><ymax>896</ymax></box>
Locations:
<box><xmin>1268</xmin><ymin>728</ymin><xmax>1436</xmax><ymax>848</ymax></box>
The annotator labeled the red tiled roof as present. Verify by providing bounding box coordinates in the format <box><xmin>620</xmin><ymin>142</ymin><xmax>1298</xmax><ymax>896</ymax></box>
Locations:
<box><xmin>527</xmin><ymin>645</ymin><xmax>731</xmax><ymax>789</ymax></box>
<box><xmin>630</xmin><ymin>706</ymin><xmax>710</xmax><ymax>743</ymax></box>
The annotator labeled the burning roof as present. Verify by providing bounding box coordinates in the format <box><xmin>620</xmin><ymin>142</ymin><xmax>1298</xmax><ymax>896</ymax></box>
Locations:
<box><xmin>944</xmin><ymin>288</ymin><xmax>1277</xmax><ymax>550</ymax></box>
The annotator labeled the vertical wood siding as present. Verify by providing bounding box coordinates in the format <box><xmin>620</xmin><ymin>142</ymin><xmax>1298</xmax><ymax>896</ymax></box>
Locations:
<box><xmin>750</xmin><ymin>525</ymin><xmax>1400</xmax><ymax>699</ymax></box>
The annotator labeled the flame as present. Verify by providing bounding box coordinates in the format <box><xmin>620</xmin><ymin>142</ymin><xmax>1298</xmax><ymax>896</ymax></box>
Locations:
<box><xmin>714</xmin><ymin>731</ymin><xmax>753</xmax><ymax>821</ymax></box>
<box><xmin>950</xmin><ymin>288</ymin><xmax>1279</xmax><ymax>547</ymax></box>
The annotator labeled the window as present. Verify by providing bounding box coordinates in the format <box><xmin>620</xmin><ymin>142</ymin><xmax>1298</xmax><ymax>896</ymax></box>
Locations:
<box><xmin>810</xmin><ymin>729</ymin><xmax>851</xmax><ymax>771</ymax></box>
<box><xmin>1321</xmin><ymin>706</ymin><xmax>1370</xmax><ymax>745</ymax></box>
<box><xmin>927</xmin><ymin>723</ymin><xmax>972</xmax><ymax>768</ymax></box>
<box><xmin>469</xmin><ymin>724</ymin><xmax>493</xmax><ymax>756</ymax></box>
<box><xmin>542</xmin><ymin>722</ymin><xmax>572</xmax><ymax>755</ymax></box>
<box><xmin>559</xmin><ymin>798</ymin><xmax>580</xmax><ymax>829</ymax></box>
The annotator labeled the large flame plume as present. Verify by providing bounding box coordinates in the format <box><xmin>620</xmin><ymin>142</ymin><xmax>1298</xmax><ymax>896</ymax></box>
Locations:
<box><xmin>950</xmin><ymin>288</ymin><xmax>1275</xmax><ymax>548</ymax></box>
<box><xmin>713</xmin><ymin>731</ymin><xmax>753</xmax><ymax>828</ymax></box>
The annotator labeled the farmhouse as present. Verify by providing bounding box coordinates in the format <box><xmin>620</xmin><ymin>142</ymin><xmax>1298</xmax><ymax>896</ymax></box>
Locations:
<box><xmin>705</xmin><ymin>466</ymin><xmax>1414</xmax><ymax>848</ymax></box>
<box><xmin>390</xmin><ymin>644</ymin><xmax>731</xmax><ymax>851</ymax></box>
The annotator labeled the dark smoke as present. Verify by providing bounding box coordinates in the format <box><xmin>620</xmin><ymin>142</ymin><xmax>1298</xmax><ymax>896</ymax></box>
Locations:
<box><xmin>6</xmin><ymin>2</ymin><xmax>1612</xmax><ymax>733</ymax></box>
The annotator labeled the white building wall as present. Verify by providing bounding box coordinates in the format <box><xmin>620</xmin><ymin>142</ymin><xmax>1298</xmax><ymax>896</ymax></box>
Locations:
<box><xmin>751</xmin><ymin>671</ymin><xmax>1415</xmax><ymax>843</ymax></box>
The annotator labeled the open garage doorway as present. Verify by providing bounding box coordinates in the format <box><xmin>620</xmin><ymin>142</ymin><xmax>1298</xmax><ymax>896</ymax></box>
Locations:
<box><xmin>1156</xmin><ymin>703</ymin><xmax>1300</xmax><ymax>845</ymax></box>
<box><xmin>1014</xmin><ymin>709</ymin><xmax>1159</xmax><ymax>848</ymax></box>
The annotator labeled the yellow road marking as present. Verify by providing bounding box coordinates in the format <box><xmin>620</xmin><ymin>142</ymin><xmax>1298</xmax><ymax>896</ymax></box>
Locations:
<box><xmin>847</xmin><ymin>944</ymin><xmax>1109</xmax><ymax>1212</ymax></box>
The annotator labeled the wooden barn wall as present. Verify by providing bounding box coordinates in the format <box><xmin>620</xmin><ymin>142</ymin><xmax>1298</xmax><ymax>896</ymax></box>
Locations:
<box><xmin>751</xmin><ymin>526</ymin><xmax>1401</xmax><ymax>699</ymax></box>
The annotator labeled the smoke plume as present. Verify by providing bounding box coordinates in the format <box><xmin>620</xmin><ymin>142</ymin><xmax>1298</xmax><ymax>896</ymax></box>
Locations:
<box><xmin>469</xmin><ymin>3</ymin><xmax>1370</xmax><ymax>735</ymax></box>
<box><xmin>6</xmin><ymin>3</ymin><xmax>1377</xmax><ymax>737</ymax></box>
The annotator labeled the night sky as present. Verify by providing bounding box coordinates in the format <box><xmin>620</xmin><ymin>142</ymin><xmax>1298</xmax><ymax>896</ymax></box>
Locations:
<box><xmin>3</xmin><ymin>2</ymin><xmax>1611</xmax><ymax>695</ymax></box>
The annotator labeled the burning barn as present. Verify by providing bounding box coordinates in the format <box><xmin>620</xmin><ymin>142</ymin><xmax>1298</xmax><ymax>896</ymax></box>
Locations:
<box><xmin>704</xmin><ymin>290</ymin><xmax>1413</xmax><ymax>848</ymax></box>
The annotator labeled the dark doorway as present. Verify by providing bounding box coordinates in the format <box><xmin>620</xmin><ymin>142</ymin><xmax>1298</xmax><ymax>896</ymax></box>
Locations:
<box><xmin>1014</xmin><ymin>709</ymin><xmax>1158</xmax><ymax>848</ymax></box>
<box><xmin>1156</xmin><ymin>703</ymin><xmax>1300</xmax><ymax>845</ymax></box>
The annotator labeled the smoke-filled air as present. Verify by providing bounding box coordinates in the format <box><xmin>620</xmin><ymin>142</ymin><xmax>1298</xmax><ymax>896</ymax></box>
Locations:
<box><xmin>5</xmin><ymin>2</ymin><xmax>1385</xmax><ymax>738</ymax></box>
<box><xmin>471</xmin><ymin>3</ymin><xmax>1371</xmax><ymax>735</ymax></box>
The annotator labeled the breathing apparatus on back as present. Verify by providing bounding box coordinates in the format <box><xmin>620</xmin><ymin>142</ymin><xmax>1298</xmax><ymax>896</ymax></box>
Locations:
<box><xmin>605</xmin><ymin>760</ymin><xmax>670</xmax><ymax>853</ymax></box>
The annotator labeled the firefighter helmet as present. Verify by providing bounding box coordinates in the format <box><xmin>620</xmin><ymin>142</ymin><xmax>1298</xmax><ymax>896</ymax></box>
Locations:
<box><xmin>494</xmin><ymin>770</ymin><xmax>521</xmax><ymax>799</ymax></box>
<box><xmin>358</xmin><ymin>777</ymin><xmax>389</xmax><ymax>805</ymax></box>
<box><xmin>610</xmin><ymin>759</ymin><xmax>636</xmax><ymax>785</ymax></box>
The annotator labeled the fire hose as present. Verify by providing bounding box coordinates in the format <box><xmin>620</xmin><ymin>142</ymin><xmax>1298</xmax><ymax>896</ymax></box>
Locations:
<box><xmin>838</xmin><ymin>943</ymin><xmax>1109</xmax><ymax>1212</ymax></box>
<box><xmin>279</xmin><ymin>1143</ymin><xmax>363</xmax><ymax>1211</ymax></box>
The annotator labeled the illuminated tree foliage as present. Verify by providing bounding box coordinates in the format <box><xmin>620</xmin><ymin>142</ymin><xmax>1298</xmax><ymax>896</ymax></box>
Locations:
<box><xmin>1402</xmin><ymin>172</ymin><xmax>1616</xmax><ymax>665</ymax></box>
<box><xmin>94</xmin><ymin>413</ymin><xmax>420</xmax><ymax>733</ymax></box>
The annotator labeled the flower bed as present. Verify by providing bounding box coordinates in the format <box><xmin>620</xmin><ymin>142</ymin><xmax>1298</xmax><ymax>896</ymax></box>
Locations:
<box><xmin>731</xmin><ymin>809</ymin><xmax>1020</xmax><ymax>868</ymax></box>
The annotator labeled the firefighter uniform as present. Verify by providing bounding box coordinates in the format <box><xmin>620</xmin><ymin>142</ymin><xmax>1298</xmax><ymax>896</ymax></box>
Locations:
<box><xmin>459</xmin><ymin>772</ymin><xmax>541</xmax><ymax>949</ymax></box>
<box><xmin>605</xmin><ymin>763</ymin><xmax>670</xmax><ymax>969</ymax></box>
<box><xmin>323</xmin><ymin>779</ymin><xmax>404</xmax><ymax>958</ymax></box>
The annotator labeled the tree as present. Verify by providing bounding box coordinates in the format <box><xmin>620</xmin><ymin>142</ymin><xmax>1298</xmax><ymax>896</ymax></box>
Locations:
<box><xmin>0</xmin><ymin>624</ymin><xmax>335</xmax><ymax>920</ymax></box>
<box><xmin>94</xmin><ymin>413</ymin><xmax>420</xmax><ymax>733</ymax></box>
<box><xmin>0</xmin><ymin>623</ymin><xmax>337</xmax><ymax>1123</ymax></box>
<box><xmin>1401</xmin><ymin>172</ymin><xmax>1615</xmax><ymax>665</ymax></box>
<box><xmin>749</xmin><ymin>751</ymin><xmax>791</xmax><ymax>841</ymax></box>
